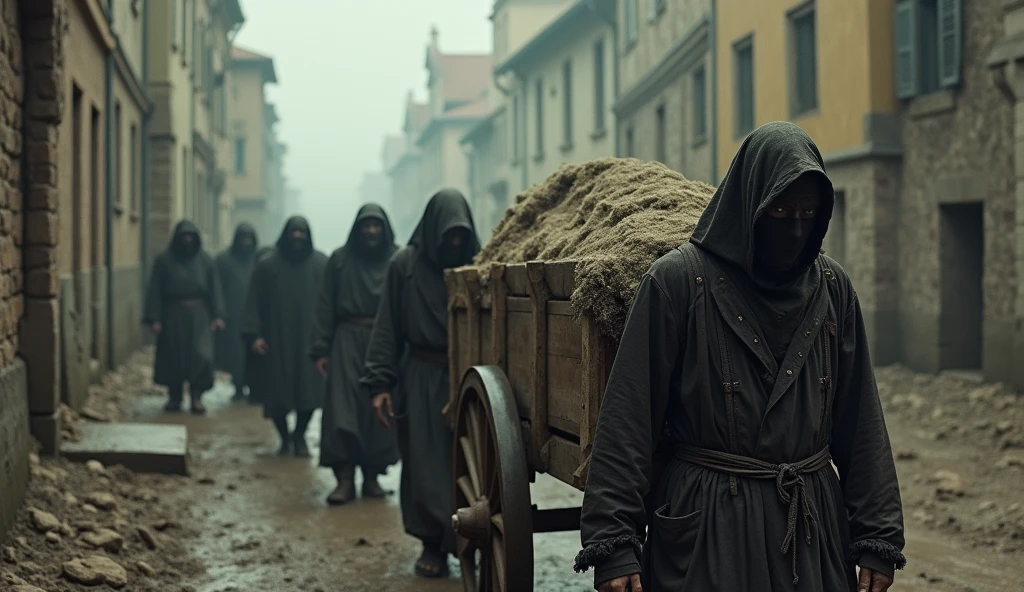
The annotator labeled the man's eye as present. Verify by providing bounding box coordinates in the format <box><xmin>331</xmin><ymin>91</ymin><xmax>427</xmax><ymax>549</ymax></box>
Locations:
<box><xmin>803</xmin><ymin>209</ymin><xmax>816</xmax><ymax>215</ymax></box>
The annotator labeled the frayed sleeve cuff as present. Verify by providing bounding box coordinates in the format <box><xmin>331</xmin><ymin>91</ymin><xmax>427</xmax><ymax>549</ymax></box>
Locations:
<box><xmin>574</xmin><ymin>535</ymin><xmax>643</xmax><ymax>587</ymax></box>
<box><xmin>848</xmin><ymin>539</ymin><xmax>906</xmax><ymax>574</ymax></box>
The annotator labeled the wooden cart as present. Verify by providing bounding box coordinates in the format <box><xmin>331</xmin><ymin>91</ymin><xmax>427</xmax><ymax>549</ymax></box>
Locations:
<box><xmin>444</xmin><ymin>261</ymin><xmax>617</xmax><ymax>592</ymax></box>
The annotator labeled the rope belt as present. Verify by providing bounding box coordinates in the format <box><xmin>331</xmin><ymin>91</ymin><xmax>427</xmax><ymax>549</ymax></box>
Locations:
<box><xmin>674</xmin><ymin>444</ymin><xmax>832</xmax><ymax>584</ymax></box>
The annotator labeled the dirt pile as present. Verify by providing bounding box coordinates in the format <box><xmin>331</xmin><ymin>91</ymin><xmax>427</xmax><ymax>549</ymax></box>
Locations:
<box><xmin>1</xmin><ymin>454</ymin><xmax>202</xmax><ymax>591</ymax></box>
<box><xmin>877</xmin><ymin>365</ymin><xmax>1024</xmax><ymax>555</ymax></box>
<box><xmin>475</xmin><ymin>157</ymin><xmax>714</xmax><ymax>337</ymax></box>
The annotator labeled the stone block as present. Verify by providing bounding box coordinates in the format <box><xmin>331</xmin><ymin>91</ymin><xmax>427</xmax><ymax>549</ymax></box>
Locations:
<box><xmin>27</xmin><ymin>182</ymin><xmax>57</xmax><ymax>210</ymax></box>
<box><xmin>24</xmin><ymin>209</ymin><xmax>56</xmax><ymax>245</ymax></box>
<box><xmin>62</xmin><ymin>423</ymin><xmax>189</xmax><ymax>476</ymax></box>
<box><xmin>20</xmin><ymin>296</ymin><xmax>58</xmax><ymax>414</ymax></box>
<box><xmin>29</xmin><ymin>411</ymin><xmax>60</xmax><ymax>456</ymax></box>
<box><xmin>24</xmin><ymin>245</ymin><xmax>56</xmax><ymax>268</ymax></box>
<box><xmin>25</xmin><ymin>267</ymin><xmax>57</xmax><ymax>297</ymax></box>
<box><xmin>0</xmin><ymin>356</ymin><xmax>29</xmax><ymax>541</ymax></box>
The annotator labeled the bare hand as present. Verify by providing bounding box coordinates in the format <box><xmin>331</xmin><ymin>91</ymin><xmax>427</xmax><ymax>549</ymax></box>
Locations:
<box><xmin>211</xmin><ymin>319</ymin><xmax>226</xmax><ymax>331</ymax></box>
<box><xmin>314</xmin><ymin>357</ymin><xmax>329</xmax><ymax>378</ymax></box>
<box><xmin>251</xmin><ymin>338</ymin><xmax>269</xmax><ymax>355</ymax></box>
<box><xmin>372</xmin><ymin>393</ymin><xmax>394</xmax><ymax>428</ymax></box>
<box><xmin>150</xmin><ymin>322</ymin><xmax>162</xmax><ymax>334</ymax></box>
<box><xmin>858</xmin><ymin>567</ymin><xmax>893</xmax><ymax>592</ymax></box>
<box><xmin>599</xmin><ymin>574</ymin><xmax>642</xmax><ymax>592</ymax></box>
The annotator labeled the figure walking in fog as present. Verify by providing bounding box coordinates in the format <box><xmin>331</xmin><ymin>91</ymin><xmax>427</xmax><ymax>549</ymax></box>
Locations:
<box><xmin>362</xmin><ymin>189</ymin><xmax>480</xmax><ymax>578</ymax></box>
<box><xmin>214</xmin><ymin>223</ymin><xmax>260</xmax><ymax>402</ymax></box>
<box><xmin>576</xmin><ymin>122</ymin><xmax>905</xmax><ymax>592</ymax></box>
<box><xmin>143</xmin><ymin>220</ymin><xmax>225</xmax><ymax>414</ymax></box>
<box><xmin>310</xmin><ymin>204</ymin><xmax>400</xmax><ymax>505</ymax></box>
<box><xmin>243</xmin><ymin>216</ymin><xmax>328</xmax><ymax>457</ymax></box>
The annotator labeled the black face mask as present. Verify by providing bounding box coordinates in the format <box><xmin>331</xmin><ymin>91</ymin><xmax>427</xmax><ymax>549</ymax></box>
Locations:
<box><xmin>438</xmin><ymin>244</ymin><xmax>465</xmax><ymax>269</ymax></box>
<box><xmin>753</xmin><ymin>216</ymin><xmax>815</xmax><ymax>273</ymax></box>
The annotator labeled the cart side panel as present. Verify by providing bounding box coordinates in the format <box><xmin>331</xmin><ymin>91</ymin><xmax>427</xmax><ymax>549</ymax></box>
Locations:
<box><xmin>505</xmin><ymin>303</ymin><xmax>534</xmax><ymax>420</ymax></box>
<box><xmin>479</xmin><ymin>309</ymin><xmax>493</xmax><ymax>366</ymax></box>
<box><xmin>547</xmin><ymin>304</ymin><xmax>582</xmax><ymax>439</ymax></box>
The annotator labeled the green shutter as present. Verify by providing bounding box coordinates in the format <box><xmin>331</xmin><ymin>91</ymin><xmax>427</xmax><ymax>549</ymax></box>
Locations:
<box><xmin>938</xmin><ymin>0</ymin><xmax>962</xmax><ymax>87</ymax></box>
<box><xmin>894</xmin><ymin>0</ymin><xmax>918</xmax><ymax>99</ymax></box>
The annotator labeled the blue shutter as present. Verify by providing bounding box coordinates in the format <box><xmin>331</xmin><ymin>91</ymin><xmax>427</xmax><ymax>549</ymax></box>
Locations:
<box><xmin>894</xmin><ymin>0</ymin><xmax>918</xmax><ymax>99</ymax></box>
<box><xmin>938</xmin><ymin>0</ymin><xmax>962</xmax><ymax>87</ymax></box>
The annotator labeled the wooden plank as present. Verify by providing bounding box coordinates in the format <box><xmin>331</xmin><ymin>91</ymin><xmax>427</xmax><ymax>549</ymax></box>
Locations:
<box><xmin>506</xmin><ymin>310</ymin><xmax>533</xmax><ymax>419</ymax></box>
<box><xmin>547</xmin><ymin>353</ymin><xmax>582</xmax><ymax>437</ymax></box>
<box><xmin>548</xmin><ymin>313</ymin><xmax>582</xmax><ymax>359</ymax></box>
<box><xmin>505</xmin><ymin>264</ymin><xmax>530</xmax><ymax>296</ymax></box>
<box><xmin>445</xmin><ymin>269</ymin><xmax>461</xmax><ymax>428</ymax></box>
<box><xmin>507</xmin><ymin>297</ymin><xmax>531</xmax><ymax>313</ymax></box>
<box><xmin>545</xmin><ymin>261</ymin><xmax>577</xmax><ymax>299</ymax></box>
<box><xmin>546</xmin><ymin>300</ymin><xmax>573</xmax><ymax>317</ymax></box>
<box><xmin>480</xmin><ymin>310</ymin><xmax>493</xmax><ymax>366</ymax></box>
<box><xmin>578</xmin><ymin>315</ymin><xmax>607</xmax><ymax>484</ymax></box>
<box><xmin>489</xmin><ymin>265</ymin><xmax>507</xmax><ymax>370</ymax></box>
<box><xmin>543</xmin><ymin>433</ymin><xmax>585</xmax><ymax>491</ymax></box>
<box><xmin>526</xmin><ymin>261</ymin><xmax>551</xmax><ymax>472</ymax></box>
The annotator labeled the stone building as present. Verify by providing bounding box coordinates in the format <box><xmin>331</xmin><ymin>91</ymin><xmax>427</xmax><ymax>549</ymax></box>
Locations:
<box><xmin>387</xmin><ymin>94</ymin><xmax>430</xmax><ymax>242</ymax></box>
<box><xmin>2</xmin><ymin>0</ymin><xmax>72</xmax><ymax>539</ymax></box>
<box><xmin>615</xmin><ymin>0</ymin><xmax>713</xmax><ymax>182</ymax></box>
<box><xmin>225</xmin><ymin>45</ymin><xmax>279</xmax><ymax>242</ymax></box>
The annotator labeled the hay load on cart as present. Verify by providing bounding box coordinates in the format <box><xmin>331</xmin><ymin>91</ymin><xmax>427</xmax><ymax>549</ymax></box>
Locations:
<box><xmin>443</xmin><ymin>157</ymin><xmax>714</xmax><ymax>591</ymax></box>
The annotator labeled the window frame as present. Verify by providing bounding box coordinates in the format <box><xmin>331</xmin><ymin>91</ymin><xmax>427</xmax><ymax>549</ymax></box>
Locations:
<box><xmin>732</xmin><ymin>34</ymin><xmax>755</xmax><ymax>139</ymax></box>
<box><xmin>594</xmin><ymin>38</ymin><xmax>606</xmax><ymax>134</ymax></box>
<box><xmin>787</xmin><ymin>1</ymin><xmax>819</xmax><ymax>118</ymax></box>
<box><xmin>691</xmin><ymin>64</ymin><xmax>708</xmax><ymax>145</ymax></box>
<box><xmin>624</xmin><ymin>0</ymin><xmax>639</xmax><ymax>49</ymax></box>
<box><xmin>562</xmin><ymin>59</ymin><xmax>573</xmax><ymax>151</ymax></box>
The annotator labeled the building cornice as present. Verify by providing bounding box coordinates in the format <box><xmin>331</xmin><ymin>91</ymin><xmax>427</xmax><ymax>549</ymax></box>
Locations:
<box><xmin>495</xmin><ymin>0</ymin><xmax>615</xmax><ymax>75</ymax></box>
<box><xmin>76</xmin><ymin>0</ymin><xmax>117</xmax><ymax>51</ymax></box>
<box><xmin>614</xmin><ymin>15</ymin><xmax>710</xmax><ymax>117</ymax></box>
<box><xmin>113</xmin><ymin>43</ymin><xmax>153</xmax><ymax>113</ymax></box>
<box><xmin>416</xmin><ymin>116</ymin><xmax>484</xmax><ymax>147</ymax></box>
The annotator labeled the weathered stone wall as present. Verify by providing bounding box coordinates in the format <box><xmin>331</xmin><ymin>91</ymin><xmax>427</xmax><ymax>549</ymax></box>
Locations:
<box><xmin>897</xmin><ymin>0</ymin><xmax>1015</xmax><ymax>378</ymax></box>
<box><xmin>0</xmin><ymin>359</ymin><xmax>28</xmax><ymax>544</ymax></box>
<box><xmin>110</xmin><ymin>266</ymin><xmax>142</xmax><ymax>366</ymax></box>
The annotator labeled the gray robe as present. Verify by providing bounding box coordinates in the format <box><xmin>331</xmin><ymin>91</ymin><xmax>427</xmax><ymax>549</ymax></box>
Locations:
<box><xmin>576</xmin><ymin>122</ymin><xmax>905</xmax><ymax>591</ymax></box>
<box><xmin>310</xmin><ymin>204</ymin><xmax>400</xmax><ymax>472</ymax></box>
<box><xmin>242</xmin><ymin>217</ymin><xmax>328</xmax><ymax>419</ymax></box>
<box><xmin>214</xmin><ymin>223</ymin><xmax>259</xmax><ymax>381</ymax></box>
<box><xmin>142</xmin><ymin>220</ymin><xmax>224</xmax><ymax>393</ymax></box>
<box><xmin>362</xmin><ymin>189</ymin><xmax>480</xmax><ymax>547</ymax></box>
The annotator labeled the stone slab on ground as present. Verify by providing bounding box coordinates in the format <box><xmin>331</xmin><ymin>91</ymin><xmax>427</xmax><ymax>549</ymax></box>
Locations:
<box><xmin>61</xmin><ymin>422</ymin><xmax>188</xmax><ymax>475</ymax></box>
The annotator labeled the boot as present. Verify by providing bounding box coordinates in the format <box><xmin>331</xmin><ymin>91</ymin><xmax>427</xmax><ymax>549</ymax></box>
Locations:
<box><xmin>231</xmin><ymin>383</ymin><xmax>247</xmax><ymax>402</ymax></box>
<box><xmin>327</xmin><ymin>465</ymin><xmax>355</xmax><ymax>506</ymax></box>
<box><xmin>292</xmin><ymin>432</ymin><xmax>311</xmax><ymax>458</ymax></box>
<box><xmin>164</xmin><ymin>385</ymin><xmax>184</xmax><ymax>413</ymax></box>
<box><xmin>190</xmin><ymin>390</ymin><xmax>207</xmax><ymax>415</ymax></box>
<box><xmin>360</xmin><ymin>467</ymin><xmax>393</xmax><ymax>499</ymax></box>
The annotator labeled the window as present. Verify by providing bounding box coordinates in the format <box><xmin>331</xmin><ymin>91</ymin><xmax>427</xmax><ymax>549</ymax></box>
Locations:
<box><xmin>114</xmin><ymin>102</ymin><xmax>122</xmax><ymax>207</ymax></box>
<box><xmin>594</xmin><ymin>39</ymin><xmax>606</xmax><ymax>132</ymax></box>
<box><xmin>534</xmin><ymin>78</ymin><xmax>544</xmax><ymax>158</ymax></box>
<box><xmin>181</xmin><ymin>0</ymin><xmax>189</xmax><ymax>64</ymax></box>
<box><xmin>649</xmin><ymin>0</ymin><xmax>667</xmax><ymax>22</ymax></box>
<box><xmin>789</xmin><ymin>3</ymin><xmax>818</xmax><ymax>116</ymax></box>
<box><xmin>692</xmin><ymin>66</ymin><xmax>707</xmax><ymax>142</ymax></box>
<box><xmin>562</xmin><ymin>60</ymin><xmax>573</xmax><ymax>149</ymax></box>
<box><xmin>512</xmin><ymin>94</ymin><xmax>520</xmax><ymax>163</ymax></box>
<box><xmin>625</xmin><ymin>126</ymin><xmax>635</xmax><ymax>158</ymax></box>
<box><xmin>894</xmin><ymin>0</ymin><xmax>962</xmax><ymax>99</ymax></box>
<box><xmin>130</xmin><ymin>123</ymin><xmax>138</xmax><ymax>214</ymax></box>
<box><xmin>625</xmin><ymin>0</ymin><xmax>638</xmax><ymax>47</ymax></box>
<box><xmin>655</xmin><ymin>105</ymin><xmax>666</xmax><ymax>164</ymax></box>
<box><xmin>733</xmin><ymin>36</ymin><xmax>755</xmax><ymax>137</ymax></box>
<box><xmin>234</xmin><ymin>137</ymin><xmax>246</xmax><ymax>174</ymax></box>
<box><xmin>170</xmin><ymin>0</ymin><xmax>178</xmax><ymax>50</ymax></box>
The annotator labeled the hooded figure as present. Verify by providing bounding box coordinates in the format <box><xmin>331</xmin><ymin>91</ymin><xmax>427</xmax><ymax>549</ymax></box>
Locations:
<box><xmin>242</xmin><ymin>216</ymin><xmax>329</xmax><ymax>456</ymax></box>
<box><xmin>215</xmin><ymin>223</ymin><xmax>260</xmax><ymax>400</ymax></box>
<box><xmin>576</xmin><ymin>122</ymin><xmax>905</xmax><ymax>592</ymax></box>
<box><xmin>143</xmin><ymin>220</ymin><xmax>225</xmax><ymax>413</ymax></box>
<box><xmin>361</xmin><ymin>189</ymin><xmax>480</xmax><ymax>578</ymax></box>
<box><xmin>310</xmin><ymin>204</ymin><xmax>400</xmax><ymax>505</ymax></box>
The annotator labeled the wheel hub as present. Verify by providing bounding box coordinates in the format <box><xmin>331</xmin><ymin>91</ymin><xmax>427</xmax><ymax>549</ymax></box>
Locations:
<box><xmin>452</xmin><ymin>498</ymin><xmax>491</xmax><ymax>542</ymax></box>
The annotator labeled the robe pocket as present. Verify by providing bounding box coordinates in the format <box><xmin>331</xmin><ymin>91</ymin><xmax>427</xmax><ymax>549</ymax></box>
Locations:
<box><xmin>649</xmin><ymin>504</ymin><xmax>701</xmax><ymax>589</ymax></box>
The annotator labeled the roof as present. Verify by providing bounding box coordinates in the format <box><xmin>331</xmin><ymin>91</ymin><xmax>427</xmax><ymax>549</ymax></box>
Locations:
<box><xmin>495</xmin><ymin>0</ymin><xmax>614</xmax><ymax>75</ymax></box>
<box><xmin>415</xmin><ymin>98</ymin><xmax>488</xmax><ymax>148</ymax></box>
<box><xmin>231</xmin><ymin>45</ymin><xmax>278</xmax><ymax>84</ymax></box>
<box><xmin>433</xmin><ymin>54</ymin><xmax>492</xmax><ymax>104</ymax></box>
<box><xmin>221</xmin><ymin>0</ymin><xmax>245</xmax><ymax>29</ymax></box>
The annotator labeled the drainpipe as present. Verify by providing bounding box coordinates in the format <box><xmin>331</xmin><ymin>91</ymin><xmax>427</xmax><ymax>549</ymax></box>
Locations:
<box><xmin>588</xmin><ymin>0</ymin><xmax>620</xmax><ymax>157</ymax></box>
<box><xmin>516</xmin><ymin>72</ymin><xmax>528</xmax><ymax>192</ymax></box>
<box><xmin>141</xmin><ymin>0</ymin><xmax>150</xmax><ymax>290</ymax></box>
<box><xmin>104</xmin><ymin>10</ymin><xmax>115</xmax><ymax>370</ymax></box>
<box><xmin>709</xmin><ymin>0</ymin><xmax>719</xmax><ymax>183</ymax></box>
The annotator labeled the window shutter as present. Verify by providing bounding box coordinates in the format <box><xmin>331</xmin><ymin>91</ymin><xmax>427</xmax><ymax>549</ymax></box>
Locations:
<box><xmin>938</xmin><ymin>0</ymin><xmax>962</xmax><ymax>87</ymax></box>
<box><xmin>894</xmin><ymin>0</ymin><xmax>918</xmax><ymax>99</ymax></box>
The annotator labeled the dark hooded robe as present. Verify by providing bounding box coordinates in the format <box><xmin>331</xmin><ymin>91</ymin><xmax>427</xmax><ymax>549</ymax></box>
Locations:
<box><xmin>361</xmin><ymin>189</ymin><xmax>480</xmax><ymax>549</ymax></box>
<box><xmin>242</xmin><ymin>217</ymin><xmax>328</xmax><ymax>419</ymax></box>
<box><xmin>215</xmin><ymin>223</ymin><xmax>259</xmax><ymax>382</ymax></box>
<box><xmin>310</xmin><ymin>204</ymin><xmax>400</xmax><ymax>473</ymax></box>
<box><xmin>143</xmin><ymin>220</ymin><xmax>225</xmax><ymax>394</ymax></box>
<box><xmin>575</xmin><ymin>122</ymin><xmax>905</xmax><ymax>591</ymax></box>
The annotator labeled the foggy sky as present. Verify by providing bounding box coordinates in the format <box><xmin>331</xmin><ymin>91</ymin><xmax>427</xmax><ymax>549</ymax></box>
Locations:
<box><xmin>233</xmin><ymin>0</ymin><xmax>491</xmax><ymax>252</ymax></box>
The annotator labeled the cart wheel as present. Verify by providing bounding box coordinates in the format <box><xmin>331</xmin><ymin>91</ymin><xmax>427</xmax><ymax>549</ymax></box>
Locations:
<box><xmin>451</xmin><ymin>365</ymin><xmax>533</xmax><ymax>592</ymax></box>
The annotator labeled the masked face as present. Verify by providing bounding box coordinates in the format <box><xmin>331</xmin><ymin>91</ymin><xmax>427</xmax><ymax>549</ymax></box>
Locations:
<box><xmin>174</xmin><ymin>232</ymin><xmax>199</xmax><ymax>257</ymax></box>
<box><xmin>289</xmin><ymin>228</ymin><xmax>309</xmax><ymax>252</ymax></box>
<box><xmin>237</xmin><ymin>235</ymin><xmax>255</xmax><ymax>252</ymax></box>
<box><xmin>753</xmin><ymin>175</ymin><xmax>821</xmax><ymax>274</ymax></box>
<box><xmin>360</xmin><ymin>219</ymin><xmax>384</xmax><ymax>249</ymax></box>
<box><xmin>438</xmin><ymin>228</ymin><xmax>467</xmax><ymax>269</ymax></box>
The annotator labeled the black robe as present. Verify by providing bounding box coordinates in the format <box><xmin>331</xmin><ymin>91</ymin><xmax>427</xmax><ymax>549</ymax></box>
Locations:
<box><xmin>214</xmin><ymin>223</ymin><xmax>259</xmax><ymax>381</ymax></box>
<box><xmin>576</xmin><ymin>122</ymin><xmax>905</xmax><ymax>591</ymax></box>
<box><xmin>142</xmin><ymin>220</ymin><xmax>224</xmax><ymax>393</ymax></box>
<box><xmin>310</xmin><ymin>204</ymin><xmax>400</xmax><ymax>473</ymax></box>
<box><xmin>245</xmin><ymin>245</ymin><xmax>275</xmax><ymax>404</ymax></box>
<box><xmin>361</xmin><ymin>189</ymin><xmax>480</xmax><ymax>548</ymax></box>
<box><xmin>242</xmin><ymin>217</ymin><xmax>328</xmax><ymax>418</ymax></box>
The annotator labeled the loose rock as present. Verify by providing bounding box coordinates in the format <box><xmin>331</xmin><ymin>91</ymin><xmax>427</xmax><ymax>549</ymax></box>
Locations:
<box><xmin>62</xmin><ymin>556</ymin><xmax>128</xmax><ymax>588</ymax></box>
<box><xmin>84</xmin><ymin>492</ymin><xmax>118</xmax><ymax>511</ymax></box>
<box><xmin>82</xmin><ymin>528</ymin><xmax>125</xmax><ymax>553</ymax></box>
<box><xmin>28</xmin><ymin>508</ymin><xmax>62</xmax><ymax>533</ymax></box>
<box><xmin>930</xmin><ymin>470</ymin><xmax>966</xmax><ymax>498</ymax></box>
<box><xmin>44</xmin><ymin>532</ymin><xmax>60</xmax><ymax>545</ymax></box>
<box><xmin>137</xmin><ymin>526</ymin><xmax>159</xmax><ymax>550</ymax></box>
<box><xmin>135</xmin><ymin>560</ymin><xmax>156</xmax><ymax>577</ymax></box>
<box><xmin>85</xmin><ymin>460</ymin><xmax>106</xmax><ymax>474</ymax></box>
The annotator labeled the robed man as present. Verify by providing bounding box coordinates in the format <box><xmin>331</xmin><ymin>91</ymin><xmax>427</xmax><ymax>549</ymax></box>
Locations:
<box><xmin>214</xmin><ymin>223</ymin><xmax>259</xmax><ymax>402</ymax></box>
<box><xmin>310</xmin><ymin>204</ymin><xmax>400</xmax><ymax>505</ymax></box>
<box><xmin>362</xmin><ymin>189</ymin><xmax>480</xmax><ymax>578</ymax></box>
<box><xmin>575</xmin><ymin>122</ymin><xmax>905</xmax><ymax>592</ymax></box>
<box><xmin>243</xmin><ymin>217</ymin><xmax>328</xmax><ymax>456</ymax></box>
<box><xmin>143</xmin><ymin>220</ymin><xmax>225</xmax><ymax>414</ymax></box>
<box><xmin>244</xmin><ymin>245</ymin><xmax>275</xmax><ymax>406</ymax></box>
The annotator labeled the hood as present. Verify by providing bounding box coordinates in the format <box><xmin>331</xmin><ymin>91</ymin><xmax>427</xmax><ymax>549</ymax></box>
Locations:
<box><xmin>409</xmin><ymin>188</ymin><xmax>480</xmax><ymax>267</ymax></box>
<box><xmin>231</xmin><ymin>223</ymin><xmax>258</xmax><ymax>249</ymax></box>
<box><xmin>276</xmin><ymin>216</ymin><xmax>313</xmax><ymax>249</ymax></box>
<box><xmin>170</xmin><ymin>219</ymin><xmax>201</xmax><ymax>247</ymax></box>
<box><xmin>346</xmin><ymin>203</ymin><xmax>396</xmax><ymax>253</ymax></box>
<box><xmin>690</xmin><ymin>121</ymin><xmax>833</xmax><ymax>280</ymax></box>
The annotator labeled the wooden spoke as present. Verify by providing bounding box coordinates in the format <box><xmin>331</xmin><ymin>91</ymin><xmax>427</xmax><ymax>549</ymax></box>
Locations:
<box><xmin>493</xmin><ymin>533</ymin><xmax>507</xmax><ymax>592</ymax></box>
<box><xmin>460</xmin><ymin>435</ymin><xmax>482</xmax><ymax>498</ymax></box>
<box><xmin>457</xmin><ymin>475</ymin><xmax>477</xmax><ymax>505</ymax></box>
